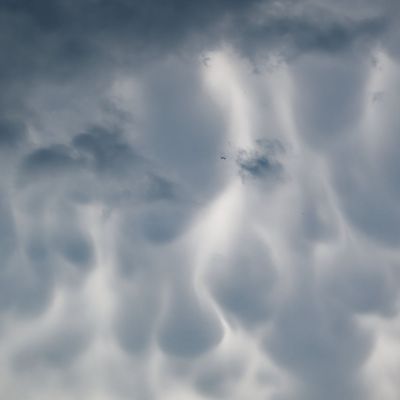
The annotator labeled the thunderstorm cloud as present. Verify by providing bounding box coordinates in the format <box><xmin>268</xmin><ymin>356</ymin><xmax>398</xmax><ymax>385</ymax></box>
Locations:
<box><xmin>1</xmin><ymin>0</ymin><xmax>400</xmax><ymax>399</ymax></box>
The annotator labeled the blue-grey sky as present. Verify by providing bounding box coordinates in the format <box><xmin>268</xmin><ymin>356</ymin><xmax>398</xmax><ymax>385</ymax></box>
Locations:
<box><xmin>1</xmin><ymin>1</ymin><xmax>400</xmax><ymax>399</ymax></box>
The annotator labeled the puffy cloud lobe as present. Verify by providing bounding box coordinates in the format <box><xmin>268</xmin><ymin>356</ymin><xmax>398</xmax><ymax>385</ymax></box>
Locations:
<box><xmin>209</xmin><ymin>233</ymin><xmax>277</xmax><ymax>328</ymax></box>
<box><xmin>157</xmin><ymin>278</ymin><xmax>223</xmax><ymax>358</ymax></box>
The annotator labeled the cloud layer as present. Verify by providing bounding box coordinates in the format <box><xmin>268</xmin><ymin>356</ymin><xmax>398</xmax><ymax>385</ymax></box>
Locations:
<box><xmin>1</xmin><ymin>0</ymin><xmax>400</xmax><ymax>399</ymax></box>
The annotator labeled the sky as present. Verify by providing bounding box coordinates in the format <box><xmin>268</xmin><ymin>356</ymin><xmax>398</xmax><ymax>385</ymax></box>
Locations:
<box><xmin>1</xmin><ymin>0</ymin><xmax>400</xmax><ymax>399</ymax></box>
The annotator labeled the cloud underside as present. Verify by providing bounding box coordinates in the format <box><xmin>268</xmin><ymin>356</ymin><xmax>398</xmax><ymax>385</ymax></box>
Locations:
<box><xmin>1</xmin><ymin>0</ymin><xmax>400</xmax><ymax>399</ymax></box>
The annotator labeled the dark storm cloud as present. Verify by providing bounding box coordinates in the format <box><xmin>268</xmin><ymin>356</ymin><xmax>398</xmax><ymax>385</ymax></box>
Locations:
<box><xmin>0</xmin><ymin>0</ymin><xmax>258</xmax><ymax>85</ymax></box>
<box><xmin>1</xmin><ymin>0</ymin><xmax>400</xmax><ymax>399</ymax></box>
<box><xmin>237</xmin><ymin>7</ymin><xmax>387</xmax><ymax>61</ymax></box>
<box><xmin>0</xmin><ymin>0</ymin><xmax>392</xmax><ymax>93</ymax></box>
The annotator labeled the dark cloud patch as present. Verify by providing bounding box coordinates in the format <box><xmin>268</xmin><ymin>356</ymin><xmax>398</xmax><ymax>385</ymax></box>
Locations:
<box><xmin>0</xmin><ymin>0</ymin><xmax>390</xmax><ymax>91</ymax></box>
<box><xmin>0</xmin><ymin>0</ymin><xmax>260</xmax><ymax>88</ymax></box>
<box><xmin>237</xmin><ymin>139</ymin><xmax>285</xmax><ymax>182</ymax></box>
<box><xmin>19</xmin><ymin>144</ymin><xmax>82</xmax><ymax>183</ymax></box>
<box><xmin>18</xmin><ymin>126</ymin><xmax>172</xmax><ymax>208</ymax></box>
<box><xmin>24</xmin><ymin>127</ymin><xmax>139</xmax><ymax>183</ymax></box>
<box><xmin>72</xmin><ymin>127</ymin><xmax>141</xmax><ymax>177</ymax></box>
<box><xmin>238</xmin><ymin>7</ymin><xmax>387</xmax><ymax>61</ymax></box>
<box><xmin>53</xmin><ymin>229</ymin><xmax>93</xmax><ymax>268</ymax></box>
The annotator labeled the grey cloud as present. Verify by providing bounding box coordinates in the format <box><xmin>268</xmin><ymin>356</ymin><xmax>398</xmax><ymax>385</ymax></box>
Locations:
<box><xmin>20</xmin><ymin>144</ymin><xmax>82</xmax><ymax>182</ymax></box>
<box><xmin>0</xmin><ymin>0</ymin><xmax>259</xmax><ymax>87</ymax></box>
<box><xmin>1</xmin><ymin>0</ymin><xmax>400</xmax><ymax>399</ymax></box>
<box><xmin>52</xmin><ymin>226</ymin><xmax>94</xmax><ymax>268</ymax></box>
<box><xmin>238</xmin><ymin>8</ymin><xmax>387</xmax><ymax>61</ymax></box>
<box><xmin>18</xmin><ymin>126</ymin><xmax>173</xmax><ymax>207</ymax></box>
<box><xmin>72</xmin><ymin>127</ymin><xmax>141</xmax><ymax>177</ymax></box>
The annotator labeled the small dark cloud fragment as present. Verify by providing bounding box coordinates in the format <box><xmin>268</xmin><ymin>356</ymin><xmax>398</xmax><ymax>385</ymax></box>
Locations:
<box><xmin>237</xmin><ymin>139</ymin><xmax>285</xmax><ymax>181</ymax></box>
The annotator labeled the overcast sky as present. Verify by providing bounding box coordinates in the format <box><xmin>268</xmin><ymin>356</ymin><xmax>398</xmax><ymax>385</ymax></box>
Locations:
<box><xmin>1</xmin><ymin>0</ymin><xmax>400</xmax><ymax>399</ymax></box>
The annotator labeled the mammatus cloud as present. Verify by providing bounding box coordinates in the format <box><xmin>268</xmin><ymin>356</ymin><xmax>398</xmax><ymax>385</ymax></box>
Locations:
<box><xmin>1</xmin><ymin>0</ymin><xmax>400</xmax><ymax>399</ymax></box>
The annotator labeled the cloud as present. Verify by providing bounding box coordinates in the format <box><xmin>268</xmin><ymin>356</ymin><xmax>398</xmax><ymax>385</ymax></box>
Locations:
<box><xmin>1</xmin><ymin>0</ymin><xmax>400</xmax><ymax>399</ymax></box>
